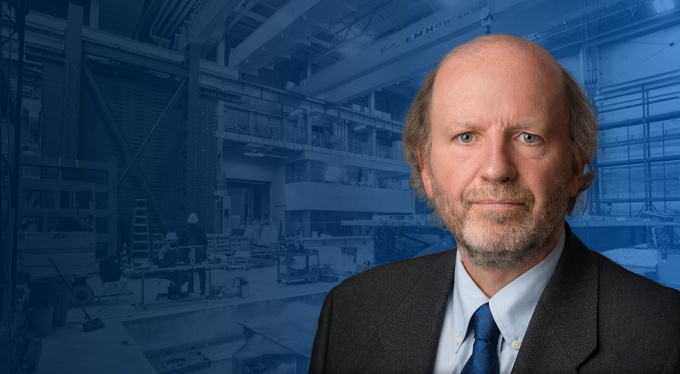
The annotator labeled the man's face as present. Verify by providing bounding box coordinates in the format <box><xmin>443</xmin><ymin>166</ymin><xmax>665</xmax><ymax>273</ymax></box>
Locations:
<box><xmin>421</xmin><ymin>48</ymin><xmax>583</xmax><ymax>269</ymax></box>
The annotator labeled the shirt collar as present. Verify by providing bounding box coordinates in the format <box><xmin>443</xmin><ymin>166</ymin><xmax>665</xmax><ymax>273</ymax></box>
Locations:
<box><xmin>451</xmin><ymin>229</ymin><xmax>565</xmax><ymax>354</ymax></box>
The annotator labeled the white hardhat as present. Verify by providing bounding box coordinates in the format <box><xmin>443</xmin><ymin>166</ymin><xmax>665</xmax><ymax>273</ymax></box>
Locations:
<box><xmin>165</xmin><ymin>232</ymin><xmax>178</xmax><ymax>241</ymax></box>
<box><xmin>187</xmin><ymin>213</ymin><xmax>199</xmax><ymax>224</ymax></box>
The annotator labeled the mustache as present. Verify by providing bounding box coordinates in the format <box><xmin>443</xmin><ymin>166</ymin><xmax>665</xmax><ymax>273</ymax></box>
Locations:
<box><xmin>463</xmin><ymin>184</ymin><xmax>534</xmax><ymax>210</ymax></box>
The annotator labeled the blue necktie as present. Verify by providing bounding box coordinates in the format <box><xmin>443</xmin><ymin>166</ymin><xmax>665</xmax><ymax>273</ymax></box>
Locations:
<box><xmin>461</xmin><ymin>303</ymin><xmax>500</xmax><ymax>374</ymax></box>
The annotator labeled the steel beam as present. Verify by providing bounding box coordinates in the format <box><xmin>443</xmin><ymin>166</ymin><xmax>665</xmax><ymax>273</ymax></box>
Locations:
<box><xmin>301</xmin><ymin>0</ymin><xmax>623</xmax><ymax>102</ymax></box>
<box><xmin>24</xmin><ymin>11</ymin><xmax>186</xmax><ymax>77</ymax></box>
<box><xmin>229</xmin><ymin>0</ymin><xmax>322</xmax><ymax>68</ymax></box>
<box><xmin>82</xmin><ymin>41</ymin><xmax>188</xmax><ymax>78</ymax></box>
<box><xmin>382</xmin><ymin>84</ymin><xmax>417</xmax><ymax>99</ymax></box>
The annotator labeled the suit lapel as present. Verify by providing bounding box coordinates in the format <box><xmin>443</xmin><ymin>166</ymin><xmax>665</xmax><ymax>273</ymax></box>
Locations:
<box><xmin>368</xmin><ymin>249</ymin><xmax>457</xmax><ymax>373</ymax></box>
<box><xmin>512</xmin><ymin>225</ymin><xmax>599</xmax><ymax>373</ymax></box>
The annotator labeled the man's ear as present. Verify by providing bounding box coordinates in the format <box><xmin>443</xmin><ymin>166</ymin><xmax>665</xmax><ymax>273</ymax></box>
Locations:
<box><xmin>419</xmin><ymin>149</ymin><xmax>434</xmax><ymax>199</ymax></box>
<box><xmin>569</xmin><ymin>158</ymin><xmax>585</xmax><ymax>197</ymax></box>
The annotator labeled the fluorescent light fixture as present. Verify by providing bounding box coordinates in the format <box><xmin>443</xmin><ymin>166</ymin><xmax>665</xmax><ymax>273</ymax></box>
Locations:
<box><xmin>244</xmin><ymin>151</ymin><xmax>265</xmax><ymax>157</ymax></box>
<box><xmin>653</xmin><ymin>0</ymin><xmax>664</xmax><ymax>12</ymax></box>
<box><xmin>653</xmin><ymin>0</ymin><xmax>675</xmax><ymax>13</ymax></box>
<box><xmin>354</xmin><ymin>124</ymin><xmax>367</xmax><ymax>131</ymax></box>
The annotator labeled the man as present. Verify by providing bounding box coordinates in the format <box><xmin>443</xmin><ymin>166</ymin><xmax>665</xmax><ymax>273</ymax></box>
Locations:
<box><xmin>157</xmin><ymin>231</ymin><xmax>192</xmax><ymax>298</ymax></box>
<box><xmin>178</xmin><ymin>213</ymin><xmax>208</xmax><ymax>295</ymax></box>
<box><xmin>157</xmin><ymin>231</ymin><xmax>179</xmax><ymax>266</ymax></box>
<box><xmin>310</xmin><ymin>34</ymin><xmax>680</xmax><ymax>373</ymax></box>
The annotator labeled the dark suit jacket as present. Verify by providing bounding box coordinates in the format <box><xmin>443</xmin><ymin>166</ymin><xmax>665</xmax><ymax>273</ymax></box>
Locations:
<box><xmin>310</xmin><ymin>225</ymin><xmax>680</xmax><ymax>373</ymax></box>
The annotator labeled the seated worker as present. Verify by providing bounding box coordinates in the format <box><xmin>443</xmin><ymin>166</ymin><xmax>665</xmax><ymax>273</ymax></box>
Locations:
<box><xmin>158</xmin><ymin>232</ymin><xmax>178</xmax><ymax>266</ymax></box>
<box><xmin>157</xmin><ymin>232</ymin><xmax>191</xmax><ymax>299</ymax></box>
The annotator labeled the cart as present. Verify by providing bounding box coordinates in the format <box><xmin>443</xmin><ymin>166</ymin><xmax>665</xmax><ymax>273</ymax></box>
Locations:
<box><xmin>274</xmin><ymin>250</ymin><xmax>320</xmax><ymax>285</ymax></box>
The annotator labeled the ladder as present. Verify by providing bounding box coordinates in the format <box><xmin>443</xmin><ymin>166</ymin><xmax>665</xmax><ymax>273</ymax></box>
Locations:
<box><xmin>130</xmin><ymin>199</ymin><xmax>151</xmax><ymax>265</ymax></box>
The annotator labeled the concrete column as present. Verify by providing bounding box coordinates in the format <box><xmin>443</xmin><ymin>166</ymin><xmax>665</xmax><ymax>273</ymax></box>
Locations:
<box><xmin>306</xmin><ymin>110</ymin><xmax>313</xmax><ymax>146</ymax></box>
<box><xmin>369</xmin><ymin>127</ymin><xmax>376</xmax><ymax>157</ymax></box>
<box><xmin>369</xmin><ymin>92</ymin><xmax>375</xmax><ymax>115</ymax></box>
<box><xmin>342</xmin><ymin>120</ymin><xmax>349</xmax><ymax>152</ymax></box>
<box><xmin>272</xmin><ymin>165</ymin><xmax>287</xmax><ymax>236</ymax></box>
<box><xmin>302</xmin><ymin>211</ymin><xmax>311</xmax><ymax>237</ymax></box>
<box><xmin>184</xmin><ymin>42</ymin><xmax>217</xmax><ymax>232</ymax></box>
<box><xmin>89</xmin><ymin>0</ymin><xmax>99</xmax><ymax>29</ymax></box>
<box><xmin>216</xmin><ymin>39</ymin><xmax>226</xmax><ymax>65</ymax></box>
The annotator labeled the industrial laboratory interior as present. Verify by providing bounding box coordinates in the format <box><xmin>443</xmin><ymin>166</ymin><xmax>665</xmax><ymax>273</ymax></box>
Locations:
<box><xmin>1</xmin><ymin>0</ymin><xmax>679</xmax><ymax>372</ymax></box>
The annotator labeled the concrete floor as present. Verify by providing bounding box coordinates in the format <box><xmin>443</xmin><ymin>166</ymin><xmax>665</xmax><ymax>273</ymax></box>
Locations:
<box><xmin>35</xmin><ymin>265</ymin><xmax>342</xmax><ymax>374</ymax></box>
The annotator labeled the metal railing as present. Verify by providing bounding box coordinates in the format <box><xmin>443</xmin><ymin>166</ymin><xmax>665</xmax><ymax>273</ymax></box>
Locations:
<box><xmin>221</xmin><ymin>115</ymin><xmax>393</xmax><ymax>160</ymax></box>
<box><xmin>376</xmin><ymin>144</ymin><xmax>393</xmax><ymax>159</ymax></box>
<box><xmin>348</xmin><ymin>139</ymin><xmax>370</xmax><ymax>156</ymax></box>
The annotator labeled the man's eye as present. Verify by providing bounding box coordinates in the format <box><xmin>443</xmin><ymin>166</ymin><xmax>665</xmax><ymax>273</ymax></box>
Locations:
<box><xmin>457</xmin><ymin>133</ymin><xmax>474</xmax><ymax>143</ymax></box>
<box><xmin>520</xmin><ymin>133</ymin><xmax>538</xmax><ymax>143</ymax></box>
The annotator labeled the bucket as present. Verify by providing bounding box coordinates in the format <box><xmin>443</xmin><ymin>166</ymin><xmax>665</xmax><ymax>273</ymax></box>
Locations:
<box><xmin>25</xmin><ymin>305</ymin><xmax>54</xmax><ymax>336</ymax></box>
<box><xmin>29</xmin><ymin>276</ymin><xmax>73</xmax><ymax>327</ymax></box>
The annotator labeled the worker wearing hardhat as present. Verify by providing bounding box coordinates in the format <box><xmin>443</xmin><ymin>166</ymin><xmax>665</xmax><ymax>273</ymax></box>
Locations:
<box><xmin>157</xmin><ymin>231</ymin><xmax>191</xmax><ymax>298</ymax></box>
<box><xmin>187</xmin><ymin>213</ymin><xmax>199</xmax><ymax>224</ymax></box>
<box><xmin>178</xmin><ymin>213</ymin><xmax>208</xmax><ymax>295</ymax></box>
<box><xmin>158</xmin><ymin>232</ymin><xmax>178</xmax><ymax>264</ymax></box>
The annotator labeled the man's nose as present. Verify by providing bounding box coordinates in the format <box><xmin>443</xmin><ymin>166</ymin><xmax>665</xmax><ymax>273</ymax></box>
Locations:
<box><xmin>479</xmin><ymin>138</ymin><xmax>517</xmax><ymax>183</ymax></box>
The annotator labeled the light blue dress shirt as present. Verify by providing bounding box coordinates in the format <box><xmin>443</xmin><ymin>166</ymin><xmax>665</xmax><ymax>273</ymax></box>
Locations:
<box><xmin>433</xmin><ymin>230</ymin><xmax>565</xmax><ymax>374</ymax></box>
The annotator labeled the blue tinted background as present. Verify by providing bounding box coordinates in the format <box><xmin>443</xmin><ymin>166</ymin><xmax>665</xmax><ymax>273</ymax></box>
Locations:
<box><xmin>1</xmin><ymin>0</ymin><xmax>679</xmax><ymax>373</ymax></box>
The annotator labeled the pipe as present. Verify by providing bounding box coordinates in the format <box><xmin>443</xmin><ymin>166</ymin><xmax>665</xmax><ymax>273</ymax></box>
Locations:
<box><xmin>148</xmin><ymin>0</ymin><xmax>174</xmax><ymax>46</ymax></box>
<box><xmin>158</xmin><ymin>0</ymin><xmax>197</xmax><ymax>38</ymax></box>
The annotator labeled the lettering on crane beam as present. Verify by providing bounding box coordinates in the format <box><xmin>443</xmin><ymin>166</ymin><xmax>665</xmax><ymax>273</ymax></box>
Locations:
<box><xmin>380</xmin><ymin>17</ymin><xmax>451</xmax><ymax>55</ymax></box>
<box><xmin>378</xmin><ymin>0</ymin><xmax>488</xmax><ymax>56</ymax></box>
<box><xmin>404</xmin><ymin>18</ymin><xmax>452</xmax><ymax>44</ymax></box>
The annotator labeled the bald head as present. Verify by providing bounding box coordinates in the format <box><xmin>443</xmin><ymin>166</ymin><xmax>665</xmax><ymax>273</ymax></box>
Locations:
<box><xmin>443</xmin><ymin>34</ymin><xmax>562</xmax><ymax>71</ymax></box>
<box><xmin>437</xmin><ymin>35</ymin><xmax>566</xmax><ymax>109</ymax></box>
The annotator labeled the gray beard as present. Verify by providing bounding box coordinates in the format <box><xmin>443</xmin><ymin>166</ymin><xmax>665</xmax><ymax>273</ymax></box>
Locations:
<box><xmin>430</xmin><ymin>175</ymin><xmax>569</xmax><ymax>270</ymax></box>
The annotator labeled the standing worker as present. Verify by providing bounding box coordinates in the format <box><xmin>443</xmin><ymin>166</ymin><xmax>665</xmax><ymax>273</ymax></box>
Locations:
<box><xmin>178</xmin><ymin>213</ymin><xmax>208</xmax><ymax>295</ymax></box>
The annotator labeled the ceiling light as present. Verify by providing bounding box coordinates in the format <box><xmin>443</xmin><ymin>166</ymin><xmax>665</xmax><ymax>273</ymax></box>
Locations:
<box><xmin>244</xmin><ymin>151</ymin><xmax>265</xmax><ymax>157</ymax></box>
<box><xmin>653</xmin><ymin>0</ymin><xmax>664</xmax><ymax>12</ymax></box>
<box><xmin>653</xmin><ymin>0</ymin><xmax>675</xmax><ymax>13</ymax></box>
